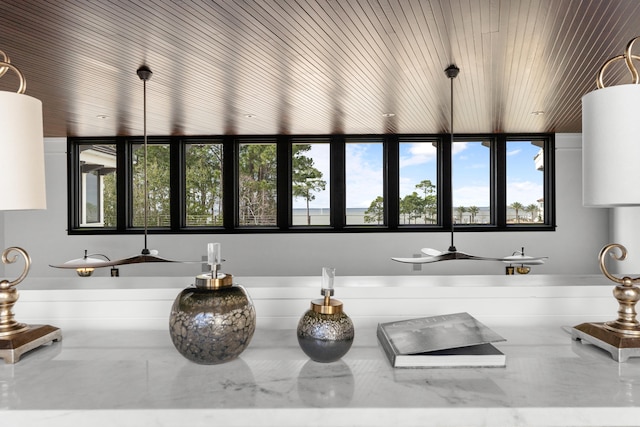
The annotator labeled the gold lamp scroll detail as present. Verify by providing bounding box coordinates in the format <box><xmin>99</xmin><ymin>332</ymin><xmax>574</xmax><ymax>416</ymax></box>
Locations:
<box><xmin>595</xmin><ymin>36</ymin><xmax>640</xmax><ymax>89</ymax></box>
<box><xmin>1</xmin><ymin>247</ymin><xmax>31</xmax><ymax>336</ymax></box>
<box><xmin>572</xmin><ymin>244</ymin><xmax>640</xmax><ymax>362</ymax></box>
<box><xmin>0</xmin><ymin>49</ymin><xmax>27</xmax><ymax>94</ymax></box>
<box><xmin>0</xmin><ymin>248</ymin><xmax>61</xmax><ymax>363</ymax></box>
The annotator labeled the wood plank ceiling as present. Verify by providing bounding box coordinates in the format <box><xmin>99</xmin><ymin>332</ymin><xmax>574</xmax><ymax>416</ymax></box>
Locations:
<box><xmin>0</xmin><ymin>0</ymin><xmax>639</xmax><ymax>138</ymax></box>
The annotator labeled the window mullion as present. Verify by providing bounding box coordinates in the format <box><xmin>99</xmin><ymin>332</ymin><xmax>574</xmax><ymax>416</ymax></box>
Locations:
<box><xmin>544</xmin><ymin>135</ymin><xmax>556</xmax><ymax>228</ymax></box>
<box><xmin>222</xmin><ymin>136</ymin><xmax>236</xmax><ymax>230</ymax></box>
<box><xmin>331</xmin><ymin>135</ymin><xmax>345</xmax><ymax>229</ymax></box>
<box><xmin>386</xmin><ymin>135</ymin><xmax>399</xmax><ymax>229</ymax></box>
<box><xmin>170</xmin><ymin>136</ymin><xmax>182</xmax><ymax>231</ymax></box>
<box><xmin>495</xmin><ymin>135</ymin><xmax>507</xmax><ymax>227</ymax></box>
<box><xmin>277</xmin><ymin>136</ymin><xmax>291</xmax><ymax>230</ymax></box>
<box><xmin>67</xmin><ymin>139</ymin><xmax>80</xmax><ymax>230</ymax></box>
<box><xmin>117</xmin><ymin>137</ymin><xmax>129</xmax><ymax>231</ymax></box>
<box><xmin>440</xmin><ymin>135</ymin><xmax>452</xmax><ymax>229</ymax></box>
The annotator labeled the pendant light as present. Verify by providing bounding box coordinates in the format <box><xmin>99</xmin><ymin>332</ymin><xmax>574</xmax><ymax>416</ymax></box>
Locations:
<box><xmin>392</xmin><ymin>65</ymin><xmax>547</xmax><ymax>265</ymax></box>
<box><xmin>52</xmin><ymin>66</ymin><xmax>193</xmax><ymax>272</ymax></box>
<box><xmin>102</xmin><ymin>66</ymin><xmax>179</xmax><ymax>265</ymax></box>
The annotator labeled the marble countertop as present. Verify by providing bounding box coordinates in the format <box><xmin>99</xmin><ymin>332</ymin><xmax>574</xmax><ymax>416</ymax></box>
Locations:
<box><xmin>2</xmin><ymin>322</ymin><xmax>640</xmax><ymax>427</ymax></box>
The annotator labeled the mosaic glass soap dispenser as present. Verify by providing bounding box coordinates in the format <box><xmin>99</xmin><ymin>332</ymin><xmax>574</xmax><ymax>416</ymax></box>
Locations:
<box><xmin>297</xmin><ymin>267</ymin><xmax>354</xmax><ymax>363</ymax></box>
<box><xmin>169</xmin><ymin>243</ymin><xmax>256</xmax><ymax>364</ymax></box>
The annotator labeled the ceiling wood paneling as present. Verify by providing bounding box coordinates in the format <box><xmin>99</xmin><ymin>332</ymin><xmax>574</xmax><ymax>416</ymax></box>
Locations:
<box><xmin>0</xmin><ymin>0</ymin><xmax>639</xmax><ymax>137</ymax></box>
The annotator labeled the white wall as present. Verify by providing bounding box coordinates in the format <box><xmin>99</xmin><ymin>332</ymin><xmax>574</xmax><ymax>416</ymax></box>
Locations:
<box><xmin>2</xmin><ymin>133</ymin><xmax>610</xmax><ymax>280</ymax></box>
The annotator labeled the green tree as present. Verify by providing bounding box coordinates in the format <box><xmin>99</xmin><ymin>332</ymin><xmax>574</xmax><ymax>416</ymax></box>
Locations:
<box><xmin>133</xmin><ymin>144</ymin><xmax>171</xmax><ymax>227</ymax></box>
<box><xmin>456</xmin><ymin>205</ymin><xmax>467</xmax><ymax>223</ymax></box>
<box><xmin>510</xmin><ymin>201</ymin><xmax>524</xmax><ymax>223</ymax></box>
<box><xmin>292</xmin><ymin>144</ymin><xmax>326</xmax><ymax>225</ymax></box>
<box><xmin>364</xmin><ymin>196</ymin><xmax>385</xmax><ymax>224</ymax></box>
<box><xmin>415</xmin><ymin>179</ymin><xmax>436</xmax><ymax>223</ymax></box>
<box><xmin>185</xmin><ymin>143</ymin><xmax>223</xmax><ymax>226</ymax></box>
<box><xmin>525</xmin><ymin>203</ymin><xmax>539</xmax><ymax>222</ymax></box>
<box><xmin>238</xmin><ymin>144</ymin><xmax>278</xmax><ymax>225</ymax></box>
<box><xmin>468</xmin><ymin>205</ymin><xmax>479</xmax><ymax>223</ymax></box>
<box><xmin>400</xmin><ymin>192</ymin><xmax>424</xmax><ymax>224</ymax></box>
<box><xmin>103</xmin><ymin>172</ymin><xmax>117</xmax><ymax>227</ymax></box>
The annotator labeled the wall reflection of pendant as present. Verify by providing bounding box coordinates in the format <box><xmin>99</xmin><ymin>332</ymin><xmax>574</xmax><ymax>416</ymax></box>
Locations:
<box><xmin>297</xmin><ymin>267</ymin><xmax>354</xmax><ymax>363</ymax></box>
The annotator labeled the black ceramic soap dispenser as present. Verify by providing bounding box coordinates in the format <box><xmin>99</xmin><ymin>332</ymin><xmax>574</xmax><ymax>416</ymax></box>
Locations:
<box><xmin>297</xmin><ymin>267</ymin><xmax>354</xmax><ymax>363</ymax></box>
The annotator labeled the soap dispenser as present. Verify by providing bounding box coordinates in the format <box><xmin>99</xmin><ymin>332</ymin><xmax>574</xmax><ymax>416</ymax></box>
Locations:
<box><xmin>169</xmin><ymin>243</ymin><xmax>256</xmax><ymax>364</ymax></box>
<box><xmin>297</xmin><ymin>267</ymin><xmax>354</xmax><ymax>363</ymax></box>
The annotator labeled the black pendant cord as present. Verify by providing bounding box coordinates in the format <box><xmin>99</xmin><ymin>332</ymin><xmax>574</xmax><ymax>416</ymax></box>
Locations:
<box><xmin>137</xmin><ymin>66</ymin><xmax>152</xmax><ymax>255</ymax></box>
<box><xmin>445</xmin><ymin>65</ymin><xmax>459</xmax><ymax>252</ymax></box>
<box><xmin>143</xmin><ymin>77</ymin><xmax>149</xmax><ymax>254</ymax></box>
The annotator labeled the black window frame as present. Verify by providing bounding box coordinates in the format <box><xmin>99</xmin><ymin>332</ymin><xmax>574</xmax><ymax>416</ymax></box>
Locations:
<box><xmin>67</xmin><ymin>133</ymin><xmax>556</xmax><ymax>235</ymax></box>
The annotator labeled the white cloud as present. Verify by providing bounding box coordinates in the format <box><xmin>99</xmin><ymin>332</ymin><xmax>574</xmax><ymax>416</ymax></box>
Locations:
<box><xmin>453</xmin><ymin>185</ymin><xmax>490</xmax><ymax>207</ymax></box>
<box><xmin>399</xmin><ymin>176</ymin><xmax>419</xmax><ymax>197</ymax></box>
<box><xmin>345</xmin><ymin>144</ymin><xmax>384</xmax><ymax>208</ymax></box>
<box><xmin>507</xmin><ymin>180</ymin><xmax>543</xmax><ymax>206</ymax></box>
<box><xmin>400</xmin><ymin>143</ymin><xmax>437</xmax><ymax>167</ymax></box>
<box><xmin>452</xmin><ymin>142</ymin><xmax>469</xmax><ymax>156</ymax></box>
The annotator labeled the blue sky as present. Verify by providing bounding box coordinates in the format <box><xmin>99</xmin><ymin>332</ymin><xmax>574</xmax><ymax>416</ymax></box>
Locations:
<box><xmin>292</xmin><ymin>141</ymin><xmax>543</xmax><ymax>209</ymax></box>
<box><xmin>504</xmin><ymin>141</ymin><xmax>544</xmax><ymax>206</ymax></box>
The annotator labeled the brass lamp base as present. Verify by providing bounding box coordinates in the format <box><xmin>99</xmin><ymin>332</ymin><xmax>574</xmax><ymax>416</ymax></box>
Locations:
<box><xmin>0</xmin><ymin>324</ymin><xmax>62</xmax><ymax>364</ymax></box>
<box><xmin>572</xmin><ymin>244</ymin><xmax>640</xmax><ymax>362</ymax></box>
<box><xmin>571</xmin><ymin>322</ymin><xmax>640</xmax><ymax>362</ymax></box>
<box><xmin>0</xmin><ymin>248</ymin><xmax>62</xmax><ymax>363</ymax></box>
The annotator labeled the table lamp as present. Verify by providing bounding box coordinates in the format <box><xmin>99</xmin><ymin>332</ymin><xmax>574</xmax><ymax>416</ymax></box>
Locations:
<box><xmin>0</xmin><ymin>50</ymin><xmax>61</xmax><ymax>363</ymax></box>
<box><xmin>572</xmin><ymin>36</ymin><xmax>640</xmax><ymax>362</ymax></box>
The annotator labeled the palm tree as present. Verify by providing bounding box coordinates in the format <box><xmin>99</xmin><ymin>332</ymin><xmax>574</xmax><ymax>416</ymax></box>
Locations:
<box><xmin>525</xmin><ymin>203</ymin><xmax>539</xmax><ymax>222</ymax></box>
<box><xmin>456</xmin><ymin>206</ymin><xmax>467</xmax><ymax>223</ymax></box>
<box><xmin>510</xmin><ymin>201</ymin><xmax>524</xmax><ymax>223</ymax></box>
<box><xmin>468</xmin><ymin>205</ymin><xmax>479</xmax><ymax>223</ymax></box>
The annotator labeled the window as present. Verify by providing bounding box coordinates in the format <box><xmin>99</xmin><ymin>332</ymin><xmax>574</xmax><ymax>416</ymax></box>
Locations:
<box><xmin>78</xmin><ymin>143</ymin><xmax>116</xmax><ymax>228</ymax></box>
<box><xmin>292</xmin><ymin>139</ymin><xmax>330</xmax><ymax>226</ymax></box>
<box><xmin>132</xmin><ymin>142</ymin><xmax>170</xmax><ymax>228</ymax></box>
<box><xmin>237</xmin><ymin>141</ymin><xmax>277</xmax><ymax>226</ymax></box>
<box><xmin>452</xmin><ymin>140</ymin><xmax>491</xmax><ymax>225</ymax></box>
<box><xmin>506</xmin><ymin>139</ymin><xmax>545</xmax><ymax>224</ymax></box>
<box><xmin>67</xmin><ymin>134</ymin><xmax>555</xmax><ymax>234</ymax></box>
<box><xmin>346</xmin><ymin>138</ymin><xmax>384</xmax><ymax>225</ymax></box>
<box><xmin>185</xmin><ymin>141</ymin><xmax>223</xmax><ymax>227</ymax></box>
<box><xmin>399</xmin><ymin>138</ymin><xmax>438</xmax><ymax>225</ymax></box>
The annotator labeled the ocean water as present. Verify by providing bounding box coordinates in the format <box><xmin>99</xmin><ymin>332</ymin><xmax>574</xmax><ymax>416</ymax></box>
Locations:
<box><xmin>292</xmin><ymin>207</ymin><xmax>542</xmax><ymax>225</ymax></box>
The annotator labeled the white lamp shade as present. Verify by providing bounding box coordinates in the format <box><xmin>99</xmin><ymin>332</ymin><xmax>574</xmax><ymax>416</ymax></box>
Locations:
<box><xmin>0</xmin><ymin>91</ymin><xmax>46</xmax><ymax>210</ymax></box>
<box><xmin>582</xmin><ymin>84</ymin><xmax>640</xmax><ymax>207</ymax></box>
